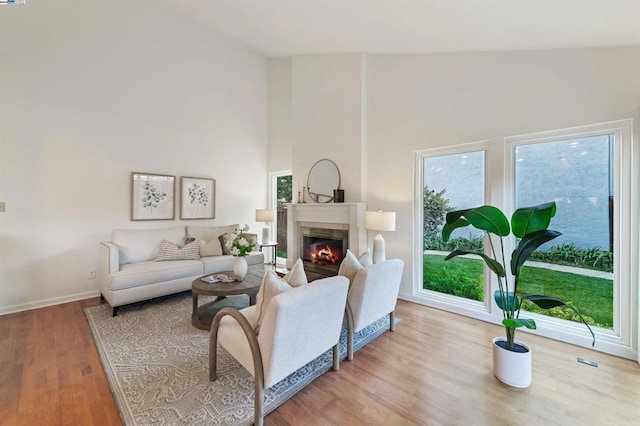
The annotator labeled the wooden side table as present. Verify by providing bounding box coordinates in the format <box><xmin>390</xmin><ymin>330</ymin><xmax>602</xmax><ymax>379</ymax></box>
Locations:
<box><xmin>259</xmin><ymin>242</ymin><xmax>278</xmax><ymax>265</ymax></box>
<box><xmin>191</xmin><ymin>266</ymin><xmax>265</xmax><ymax>330</ymax></box>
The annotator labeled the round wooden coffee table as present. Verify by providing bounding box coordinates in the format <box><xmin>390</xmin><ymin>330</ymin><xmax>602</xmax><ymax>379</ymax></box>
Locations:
<box><xmin>191</xmin><ymin>265</ymin><xmax>265</xmax><ymax>331</ymax></box>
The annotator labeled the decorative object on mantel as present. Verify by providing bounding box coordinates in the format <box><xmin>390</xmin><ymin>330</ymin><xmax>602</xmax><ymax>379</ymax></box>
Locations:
<box><xmin>307</xmin><ymin>158</ymin><xmax>341</xmax><ymax>203</ymax></box>
<box><xmin>365</xmin><ymin>209</ymin><xmax>396</xmax><ymax>263</ymax></box>
<box><xmin>441</xmin><ymin>202</ymin><xmax>595</xmax><ymax>388</ymax></box>
<box><xmin>130</xmin><ymin>172</ymin><xmax>175</xmax><ymax>221</ymax></box>
<box><xmin>333</xmin><ymin>189</ymin><xmax>345</xmax><ymax>203</ymax></box>
<box><xmin>256</xmin><ymin>209</ymin><xmax>275</xmax><ymax>243</ymax></box>
<box><xmin>180</xmin><ymin>176</ymin><xmax>215</xmax><ymax>219</ymax></box>
<box><xmin>226</xmin><ymin>225</ymin><xmax>258</xmax><ymax>281</ymax></box>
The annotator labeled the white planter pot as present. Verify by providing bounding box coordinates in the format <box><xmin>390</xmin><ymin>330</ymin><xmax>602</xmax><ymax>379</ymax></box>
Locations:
<box><xmin>492</xmin><ymin>337</ymin><xmax>532</xmax><ymax>388</ymax></box>
<box><xmin>233</xmin><ymin>257</ymin><xmax>248</xmax><ymax>281</ymax></box>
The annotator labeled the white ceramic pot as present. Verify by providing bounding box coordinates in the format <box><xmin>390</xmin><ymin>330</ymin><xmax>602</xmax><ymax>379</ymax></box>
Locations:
<box><xmin>233</xmin><ymin>257</ymin><xmax>248</xmax><ymax>281</ymax></box>
<box><xmin>492</xmin><ymin>337</ymin><xmax>532</xmax><ymax>388</ymax></box>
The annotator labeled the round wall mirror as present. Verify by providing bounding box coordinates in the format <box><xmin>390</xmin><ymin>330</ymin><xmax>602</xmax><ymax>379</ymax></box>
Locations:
<box><xmin>307</xmin><ymin>159</ymin><xmax>340</xmax><ymax>203</ymax></box>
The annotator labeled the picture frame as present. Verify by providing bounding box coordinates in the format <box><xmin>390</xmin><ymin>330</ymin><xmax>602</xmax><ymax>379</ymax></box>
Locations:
<box><xmin>180</xmin><ymin>176</ymin><xmax>215</xmax><ymax>219</ymax></box>
<box><xmin>131</xmin><ymin>172</ymin><xmax>176</xmax><ymax>221</ymax></box>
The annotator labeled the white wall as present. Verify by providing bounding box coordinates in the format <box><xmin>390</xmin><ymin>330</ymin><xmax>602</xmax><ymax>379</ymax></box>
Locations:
<box><xmin>366</xmin><ymin>47</ymin><xmax>640</xmax><ymax>297</ymax></box>
<box><xmin>267</xmin><ymin>58</ymin><xmax>292</xmax><ymax>173</ymax></box>
<box><xmin>291</xmin><ymin>54</ymin><xmax>365</xmax><ymax>202</ymax></box>
<box><xmin>0</xmin><ymin>1</ymin><xmax>268</xmax><ymax>314</ymax></box>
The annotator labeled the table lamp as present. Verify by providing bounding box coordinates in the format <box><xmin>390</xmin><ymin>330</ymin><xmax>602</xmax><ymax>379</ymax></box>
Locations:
<box><xmin>255</xmin><ymin>209</ymin><xmax>275</xmax><ymax>244</ymax></box>
<box><xmin>365</xmin><ymin>210</ymin><xmax>396</xmax><ymax>263</ymax></box>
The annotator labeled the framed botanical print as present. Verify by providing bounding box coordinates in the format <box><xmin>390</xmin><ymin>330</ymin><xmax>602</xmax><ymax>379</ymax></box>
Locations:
<box><xmin>131</xmin><ymin>172</ymin><xmax>175</xmax><ymax>221</ymax></box>
<box><xmin>180</xmin><ymin>176</ymin><xmax>215</xmax><ymax>219</ymax></box>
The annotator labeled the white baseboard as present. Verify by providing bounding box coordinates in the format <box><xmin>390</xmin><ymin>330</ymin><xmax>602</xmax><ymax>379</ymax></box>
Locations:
<box><xmin>0</xmin><ymin>290</ymin><xmax>100</xmax><ymax>316</ymax></box>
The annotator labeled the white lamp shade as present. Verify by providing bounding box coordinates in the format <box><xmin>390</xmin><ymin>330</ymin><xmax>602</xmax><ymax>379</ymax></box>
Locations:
<box><xmin>365</xmin><ymin>210</ymin><xmax>396</xmax><ymax>232</ymax></box>
<box><xmin>256</xmin><ymin>209</ymin><xmax>275</xmax><ymax>222</ymax></box>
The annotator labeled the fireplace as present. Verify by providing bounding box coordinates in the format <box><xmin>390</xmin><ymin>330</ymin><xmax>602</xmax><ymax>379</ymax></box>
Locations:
<box><xmin>286</xmin><ymin>203</ymin><xmax>367</xmax><ymax>272</ymax></box>
<box><xmin>300</xmin><ymin>227</ymin><xmax>349</xmax><ymax>275</ymax></box>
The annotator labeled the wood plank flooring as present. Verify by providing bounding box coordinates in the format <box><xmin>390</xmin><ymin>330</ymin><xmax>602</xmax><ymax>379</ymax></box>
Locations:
<box><xmin>1</xmin><ymin>297</ymin><xmax>639</xmax><ymax>425</ymax></box>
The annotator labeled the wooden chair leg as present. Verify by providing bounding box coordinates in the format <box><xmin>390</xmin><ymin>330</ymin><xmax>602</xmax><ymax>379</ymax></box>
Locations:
<box><xmin>390</xmin><ymin>310</ymin><xmax>396</xmax><ymax>332</ymax></box>
<box><xmin>254</xmin><ymin>370</ymin><xmax>264</xmax><ymax>426</ymax></box>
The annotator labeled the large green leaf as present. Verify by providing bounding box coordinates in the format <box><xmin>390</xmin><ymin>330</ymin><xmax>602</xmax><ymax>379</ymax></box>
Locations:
<box><xmin>494</xmin><ymin>290</ymin><xmax>520</xmax><ymax>311</ymax></box>
<box><xmin>523</xmin><ymin>295</ymin><xmax>596</xmax><ymax>347</ymax></box>
<box><xmin>510</xmin><ymin>229</ymin><xmax>561</xmax><ymax>276</ymax></box>
<box><xmin>446</xmin><ymin>250</ymin><xmax>505</xmax><ymax>277</ymax></box>
<box><xmin>503</xmin><ymin>318</ymin><xmax>537</xmax><ymax>330</ymax></box>
<box><xmin>441</xmin><ymin>217</ymin><xmax>470</xmax><ymax>242</ymax></box>
<box><xmin>511</xmin><ymin>202</ymin><xmax>556</xmax><ymax>238</ymax></box>
<box><xmin>464</xmin><ymin>206</ymin><xmax>510</xmax><ymax>236</ymax></box>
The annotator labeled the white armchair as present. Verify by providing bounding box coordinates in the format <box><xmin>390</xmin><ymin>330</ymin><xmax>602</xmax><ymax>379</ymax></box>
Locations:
<box><xmin>345</xmin><ymin>258</ymin><xmax>404</xmax><ymax>360</ymax></box>
<box><xmin>209</xmin><ymin>273</ymin><xmax>349</xmax><ymax>426</ymax></box>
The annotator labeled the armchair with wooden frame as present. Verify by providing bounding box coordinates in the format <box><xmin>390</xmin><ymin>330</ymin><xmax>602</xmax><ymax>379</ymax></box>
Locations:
<box><xmin>209</xmin><ymin>273</ymin><xmax>349</xmax><ymax>426</ymax></box>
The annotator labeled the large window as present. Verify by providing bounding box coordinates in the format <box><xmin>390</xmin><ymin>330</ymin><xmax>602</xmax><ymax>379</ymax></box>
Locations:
<box><xmin>417</xmin><ymin>143</ymin><xmax>488</xmax><ymax>311</ymax></box>
<box><xmin>414</xmin><ymin>120</ymin><xmax>636</xmax><ymax>358</ymax></box>
<box><xmin>514</xmin><ymin>135</ymin><xmax>614</xmax><ymax>329</ymax></box>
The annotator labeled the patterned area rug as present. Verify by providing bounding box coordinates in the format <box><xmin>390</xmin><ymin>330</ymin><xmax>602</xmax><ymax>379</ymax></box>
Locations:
<box><xmin>84</xmin><ymin>292</ymin><xmax>392</xmax><ymax>425</ymax></box>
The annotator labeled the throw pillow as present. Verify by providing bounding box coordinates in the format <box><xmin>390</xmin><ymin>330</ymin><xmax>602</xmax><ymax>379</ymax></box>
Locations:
<box><xmin>218</xmin><ymin>233</ymin><xmax>231</xmax><ymax>255</ymax></box>
<box><xmin>199</xmin><ymin>238</ymin><xmax>223</xmax><ymax>257</ymax></box>
<box><xmin>283</xmin><ymin>258</ymin><xmax>308</xmax><ymax>287</ymax></box>
<box><xmin>338</xmin><ymin>249</ymin><xmax>368</xmax><ymax>283</ymax></box>
<box><xmin>154</xmin><ymin>239</ymin><xmax>200</xmax><ymax>261</ymax></box>
<box><xmin>255</xmin><ymin>258</ymin><xmax>307</xmax><ymax>320</ymax></box>
<box><xmin>358</xmin><ymin>248</ymin><xmax>373</xmax><ymax>267</ymax></box>
<box><xmin>219</xmin><ymin>232</ymin><xmax>258</xmax><ymax>255</ymax></box>
<box><xmin>255</xmin><ymin>271</ymin><xmax>293</xmax><ymax>333</ymax></box>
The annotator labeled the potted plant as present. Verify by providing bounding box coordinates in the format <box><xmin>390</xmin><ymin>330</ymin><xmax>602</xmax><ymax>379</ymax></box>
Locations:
<box><xmin>442</xmin><ymin>201</ymin><xmax>595</xmax><ymax>388</ymax></box>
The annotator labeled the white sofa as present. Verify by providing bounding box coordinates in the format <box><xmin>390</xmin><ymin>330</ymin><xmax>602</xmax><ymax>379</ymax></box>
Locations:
<box><xmin>99</xmin><ymin>224</ymin><xmax>264</xmax><ymax>316</ymax></box>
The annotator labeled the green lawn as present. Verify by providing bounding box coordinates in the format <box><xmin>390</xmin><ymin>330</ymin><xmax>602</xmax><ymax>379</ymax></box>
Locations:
<box><xmin>423</xmin><ymin>254</ymin><xmax>613</xmax><ymax>329</ymax></box>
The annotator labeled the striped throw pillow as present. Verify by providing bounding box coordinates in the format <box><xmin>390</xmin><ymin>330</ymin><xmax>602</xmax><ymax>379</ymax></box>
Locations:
<box><xmin>154</xmin><ymin>239</ymin><xmax>200</xmax><ymax>261</ymax></box>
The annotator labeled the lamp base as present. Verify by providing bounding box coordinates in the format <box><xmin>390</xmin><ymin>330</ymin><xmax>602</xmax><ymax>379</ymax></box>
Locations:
<box><xmin>261</xmin><ymin>226</ymin><xmax>271</xmax><ymax>245</ymax></box>
<box><xmin>372</xmin><ymin>233</ymin><xmax>385</xmax><ymax>264</ymax></box>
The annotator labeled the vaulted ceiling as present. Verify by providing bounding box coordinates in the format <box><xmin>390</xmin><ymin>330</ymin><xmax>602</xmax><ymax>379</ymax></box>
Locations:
<box><xmin>174</xmin><ymin>0</ymin><xmax>640</xmax><ymax>57</ymax></box>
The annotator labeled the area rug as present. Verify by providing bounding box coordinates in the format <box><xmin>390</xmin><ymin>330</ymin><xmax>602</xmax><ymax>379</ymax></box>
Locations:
<box><xmin>84</xmin><ymin>292</ymin><xmax>392</xmax><ymax>425</ymax></box>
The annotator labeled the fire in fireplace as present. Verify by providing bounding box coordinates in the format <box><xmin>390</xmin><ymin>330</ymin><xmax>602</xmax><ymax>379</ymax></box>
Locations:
<box><xmin>301</xmin><ymin>226</ymin><xmax>349</xmax><ymax>275</ymax></box>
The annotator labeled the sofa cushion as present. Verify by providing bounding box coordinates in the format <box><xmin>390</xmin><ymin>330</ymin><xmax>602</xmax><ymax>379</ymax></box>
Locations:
<box><xmin>155</xmin><ymin>239</ymin><xmax>200</xmax><ymax>261</ymax></box>
<box><xmin>109</xmin><ymin>260</ymin><xmax>204</xmax><ymax>291</ymax></box>
<box><xmin>112</xmin><ymin>226</ymin><xmax>186</xmax><ymax>264</ymax></box>
<box><xmin>187</xmin><ymin>224</ymin><xmax>237</xmax><ymax>242</ymax></box>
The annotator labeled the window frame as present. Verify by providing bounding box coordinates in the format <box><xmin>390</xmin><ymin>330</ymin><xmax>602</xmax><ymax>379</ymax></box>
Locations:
<box><xmin>413</xmin><ymin>140</ymin><xmax>492</xmax><ymax>318</ymax></box>
<box><xmin>504</xmin><ymin>120</ymin><xmax>636</xmax><ymax>358</ymax></box>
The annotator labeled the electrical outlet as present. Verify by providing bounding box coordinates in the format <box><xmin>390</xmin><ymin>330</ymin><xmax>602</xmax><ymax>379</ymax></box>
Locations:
<box><xmin>88</xmin><ymin>269</ymin><xmax>96</xmax><ymax>279</ymax></box>
<box><xmin>0</xmin><ymin>201</ymin><xmax>5</xmax><ymax>213</ymax></box>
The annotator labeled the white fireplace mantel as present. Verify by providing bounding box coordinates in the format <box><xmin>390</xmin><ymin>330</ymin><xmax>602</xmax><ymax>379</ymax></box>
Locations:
<box><xmin>286</xmin><ymin>202</ymin><xmax>367</xmax><ymax>269</ymax></box>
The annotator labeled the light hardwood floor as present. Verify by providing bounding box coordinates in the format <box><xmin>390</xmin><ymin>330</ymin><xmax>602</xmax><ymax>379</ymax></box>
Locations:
<box><xmin>1</xmin><ymin>297</ymin><xmax>639</xmax><ymax>425</ymax></box>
